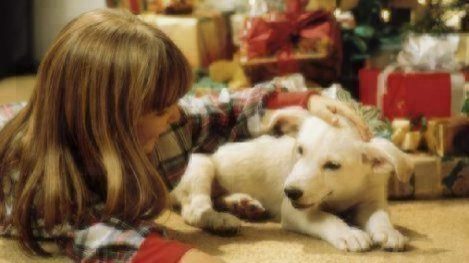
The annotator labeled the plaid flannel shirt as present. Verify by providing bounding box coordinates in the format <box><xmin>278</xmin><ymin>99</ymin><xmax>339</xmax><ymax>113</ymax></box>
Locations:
<box><xmin>1</xmin><ymin>85</ymin><xmax>299</xmax><ymax>262</ymax></box>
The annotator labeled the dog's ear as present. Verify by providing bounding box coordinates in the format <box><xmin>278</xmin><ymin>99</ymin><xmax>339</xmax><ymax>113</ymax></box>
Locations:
<box><xmin>261</xmin><ymin>107</ymin><xmax>310</xmax><ymax>136</ymax></box>
<box><xmin>362</xmin><ymin>138</ymin><xmax>414</xmax><ymax>183</ymax></box>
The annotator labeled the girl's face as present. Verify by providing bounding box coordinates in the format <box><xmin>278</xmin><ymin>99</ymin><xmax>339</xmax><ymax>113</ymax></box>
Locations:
<box><xmin>136</xmin><ymin>103</ymin><xmax>181</xmax><ymax>154</ymax></box>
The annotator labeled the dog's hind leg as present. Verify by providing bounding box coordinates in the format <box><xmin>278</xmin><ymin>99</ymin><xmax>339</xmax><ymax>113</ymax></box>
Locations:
<box><xmin>214</xmin><ymin>193</ymin><xmax>269</xmax><ymax>221</ymax></box>
<box><xmin>172</xmin><ymin>154</ymin><xmax>242</xmax><ymax>235</ymax></box>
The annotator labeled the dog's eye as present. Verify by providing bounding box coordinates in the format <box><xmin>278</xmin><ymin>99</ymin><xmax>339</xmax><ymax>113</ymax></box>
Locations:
<box><xmin>297</xmin><ymin>146</ymin><xmax>303</xmax><ymax>155</ymax></box>
<box><xmin>323</xmin><ymin>161</ymin><xmax>341</xmax><ymax>170</ymax></box>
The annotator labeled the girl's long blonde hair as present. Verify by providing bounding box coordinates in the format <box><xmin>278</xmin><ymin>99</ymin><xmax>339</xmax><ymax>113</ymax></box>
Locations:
<box><xmin>0</xmin><ymin>9</ymin><xmax>191</xmax><ymax>255</ymax></box>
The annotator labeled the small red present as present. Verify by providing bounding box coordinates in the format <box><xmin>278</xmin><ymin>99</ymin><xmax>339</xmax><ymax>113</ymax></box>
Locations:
<box><xmin>359</xmin><ymin>68</ymin><xmax>467</xmax><ymax>120</ymax></box>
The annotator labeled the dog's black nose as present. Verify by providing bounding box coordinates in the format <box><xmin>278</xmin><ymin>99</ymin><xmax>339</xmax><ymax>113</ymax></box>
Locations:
<box><xmin>284</xmin><ymin>187</ymin><xmax>303</xmax><ymax>201</ymax></box>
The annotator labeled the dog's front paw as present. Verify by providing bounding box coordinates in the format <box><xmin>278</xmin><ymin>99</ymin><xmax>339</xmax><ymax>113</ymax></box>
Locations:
<box><xmin>328</xmin><ymin>227</ymin><xmax>372</xmax><ymax>252</ymax></box>
<box><xmin>370</xmin><ymin>227</ymin><xmax>407</xmax><ymax>251</ymax></box>
<box><xmin>201</xmin><ymin>210</ymin><xmax>242</xmax><ymax>236</ymax></box>
<box><xmin>181</xmin><ymin>206</ymin><xmax>242</xmax><ymax>236</ymax></box>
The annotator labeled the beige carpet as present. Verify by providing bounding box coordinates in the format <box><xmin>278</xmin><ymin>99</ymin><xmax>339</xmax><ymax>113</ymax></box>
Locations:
<box><xmin>0</xmin><ymin>199</ymin><xmax>468</xmax><ymax>262</ymax></box>
<box><xmin>1</xmin><ymin>76</ymin><xmax>469</xmax><ymax>262</ymax></box>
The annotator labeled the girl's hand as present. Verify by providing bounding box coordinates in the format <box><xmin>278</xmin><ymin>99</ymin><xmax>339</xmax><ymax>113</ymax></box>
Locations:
<box><xmin>307</xmin><ymin>95</ymin><xmax>373</xmax><ymax>141</ymax></box>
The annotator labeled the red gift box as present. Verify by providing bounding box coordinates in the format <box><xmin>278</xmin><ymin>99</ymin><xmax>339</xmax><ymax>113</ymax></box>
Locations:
<box><xmin>359</xmin><ymin>68</ymin><xmax>467</xmax><ymax>120</ymax></box>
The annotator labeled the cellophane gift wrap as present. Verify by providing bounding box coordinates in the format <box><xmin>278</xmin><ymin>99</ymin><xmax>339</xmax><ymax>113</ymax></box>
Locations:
<box><xmin>359</xmin><ymin>34</ymin><xmax>468</xmax><ymax>120</ymax></box>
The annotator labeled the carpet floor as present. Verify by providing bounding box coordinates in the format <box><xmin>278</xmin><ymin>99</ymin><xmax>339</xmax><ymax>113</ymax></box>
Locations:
<box><xmin>0</xmin><ymin>199</ymin><xmax>468</xmax><ymax>263</ymax></box>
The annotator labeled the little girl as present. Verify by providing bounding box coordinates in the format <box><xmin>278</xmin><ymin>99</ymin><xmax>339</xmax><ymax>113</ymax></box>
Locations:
<box><xmin>0</xmin><ymin>9</ymin><xmax>370</xmax><ymax>263</ymax></box>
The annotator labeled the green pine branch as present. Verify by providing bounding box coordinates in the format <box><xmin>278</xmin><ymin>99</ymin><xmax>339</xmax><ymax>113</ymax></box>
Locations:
<box><xmin>406</xmin><ymin>0</ymin><xmax>467</xmax><ymax>34</ymax></box>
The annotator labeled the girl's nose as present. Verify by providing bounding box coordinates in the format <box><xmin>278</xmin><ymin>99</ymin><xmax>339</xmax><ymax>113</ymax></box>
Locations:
<box><xmin>168</xmin><ymin>105</ymin><xmax>181</xmax><ymax>124</ymax></box>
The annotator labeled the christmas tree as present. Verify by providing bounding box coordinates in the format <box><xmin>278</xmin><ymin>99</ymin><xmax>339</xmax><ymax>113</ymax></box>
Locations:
<box><xmin>408</xmin><ymin>0</ymin><xmax>468</xmax><ymax>34</ymax></box>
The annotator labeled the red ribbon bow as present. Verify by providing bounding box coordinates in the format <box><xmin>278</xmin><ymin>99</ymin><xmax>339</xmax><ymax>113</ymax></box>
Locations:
<box><xmin>243</xmin><ymin>3</ymin><xmax>334</xmax><ymax>62</ymax></box>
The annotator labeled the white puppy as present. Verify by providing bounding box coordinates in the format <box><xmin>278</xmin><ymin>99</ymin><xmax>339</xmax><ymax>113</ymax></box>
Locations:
<box><xmin>171</xmin><ymin>107</ymin><xmax>414</xmax><ymax>252</ymax></box>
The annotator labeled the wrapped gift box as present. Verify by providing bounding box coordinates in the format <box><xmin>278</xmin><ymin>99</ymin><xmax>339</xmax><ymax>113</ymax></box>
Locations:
<box><xmin>359</xmin><ymin>68</ymin><xmax>467</xmax><ymax>120</ymax></box>
<box><xmin>424</xmin><ymin>117</ymin><xmax>469</xmax><ymax>157</ymax></box>
<box><xmin>390</xmin><ymin>117</ymin><xmax>469</xmax><ymax>156</ymax></box>
<box><xmin>107</xmin><ymin>0</ymin><xmax>148</xmax><ymax>14</ymax></box>
<box><xmin>388</xmin><ymin>153</ymin><xmax>469</xmax><ymax>199</ymax></box>
<box><xmin>239</xmin><ymin>6</ymin><xmax>341</xmax><ymax>84</ymax></box>
<box><xmin>140</xmin><ymin>12</ymin><xmax>231</xmax><ymax>68</ymax></box>
<box><xmin>107</xmin><ymin>0</ymin><xmax>193</xmax><ymax>14</ymax></box>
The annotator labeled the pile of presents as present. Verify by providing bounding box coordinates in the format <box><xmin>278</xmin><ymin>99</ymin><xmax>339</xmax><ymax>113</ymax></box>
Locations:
<box><xmin>359</xmin><ymin>34</ymin><xmax>469</xmax><ymax>200</ymax></box>
<box><xmin>107</xmin><ymin>0</ymin><xmax>469</xmax><ymax>200</ymax></box>
<box><xmin>107</xmin><ymin>0</ymin><xmax>342</xmax><ymax>89</ymax></box>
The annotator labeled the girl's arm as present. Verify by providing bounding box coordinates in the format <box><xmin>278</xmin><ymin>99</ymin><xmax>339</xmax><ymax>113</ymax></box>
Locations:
<box><xmin>67</xmin><ymin>218</ymin><xmax>202</xmax><ymax>263</ymax></box>
<box><xmin>179</xmin><ymin>84</ymin><xmax>370</xmax><ymax>153</ymax></box>
<box><xmin>179</xmin><ymin>86</ymin><xmax>317</xmax><ymax>153</ymax></box>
